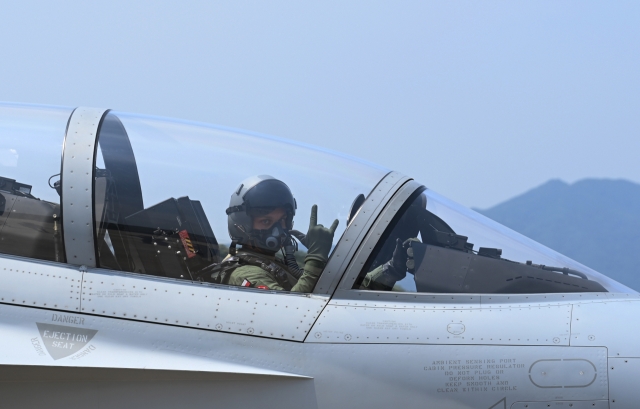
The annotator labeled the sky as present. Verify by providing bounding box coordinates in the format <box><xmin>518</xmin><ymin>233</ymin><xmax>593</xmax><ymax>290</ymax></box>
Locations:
<box><xmin>0</xmin><ymin>1</ymin><xmax>639</xmax><ymax>209</ymax></box>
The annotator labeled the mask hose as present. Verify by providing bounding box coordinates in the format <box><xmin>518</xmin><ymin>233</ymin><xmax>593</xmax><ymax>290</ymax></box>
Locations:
<box><xmin>283</xmin><ymin>237</ymin><xmax>303</xmax><ymax>279</ymax></box>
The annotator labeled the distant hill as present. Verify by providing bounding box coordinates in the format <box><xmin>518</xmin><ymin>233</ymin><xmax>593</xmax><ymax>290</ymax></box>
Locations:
<box><xmin>475</xmin><ymin>179</ymin><xmax>640</xmax><ymax>291</ymax></box>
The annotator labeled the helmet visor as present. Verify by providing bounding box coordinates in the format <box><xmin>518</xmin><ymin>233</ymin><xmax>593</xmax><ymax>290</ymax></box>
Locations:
<box><xmin>243</xmin><ymin>179</ymin><xmax>296</xmax><ymax>216</ymax></box>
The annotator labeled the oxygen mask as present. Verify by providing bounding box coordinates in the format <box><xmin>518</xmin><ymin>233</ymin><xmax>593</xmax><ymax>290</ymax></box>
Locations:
<box><xmin>253</xmin><ymin>223</ymin><xmax>290</xmax><ymax>252</ymax></box>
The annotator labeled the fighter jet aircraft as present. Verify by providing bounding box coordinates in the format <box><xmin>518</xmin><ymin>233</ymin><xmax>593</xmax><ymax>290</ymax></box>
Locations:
<box><xmin>0</xmin><ymin>102</ymin><xmax>637</xmax><ymax>409</ymax></box>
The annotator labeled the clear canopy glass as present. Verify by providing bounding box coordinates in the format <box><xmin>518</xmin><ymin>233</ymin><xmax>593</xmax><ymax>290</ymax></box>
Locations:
<box><xmin>359</xmin><ymin>187</ymin><xmax>632</xmax><ymax>294</ymax></box>
<box><xmin>93</xmin><ymin>110</ymin><xmax>389</xmax><ymax>282</ymax></box>
<box><xmin>0</xmin><ymin>103</ymin><xmax>72</xmax><ymax>263</ymax></box>
<box><xmin>0</xmin><ymin>103</ymin><xmax>633</xmax><ymax>294</ymax></box>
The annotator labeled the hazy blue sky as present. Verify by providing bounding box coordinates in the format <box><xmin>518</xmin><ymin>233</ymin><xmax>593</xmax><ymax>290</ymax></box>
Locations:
<box><xmin>1</xmin><ymin>1</ymin><xmax>638</xmax><ymax>208</ymax></box>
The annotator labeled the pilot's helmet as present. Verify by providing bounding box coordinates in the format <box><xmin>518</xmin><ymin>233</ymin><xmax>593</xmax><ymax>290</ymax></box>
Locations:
<box><xmin>226</xmin><ymin>175</ymin><xmax>296</xmax><ymax>253</ymax></box>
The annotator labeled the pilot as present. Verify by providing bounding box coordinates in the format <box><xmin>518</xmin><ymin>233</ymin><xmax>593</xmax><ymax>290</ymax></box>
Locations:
<box><xmin>356</xmin><ymin>194</ymin><xmax>428</xmax><ymax>291</ymax></box>
<box><xmin>221</xmin><ymin>175</ymin><xmax>338</xmax><ymax>292</ymax></box>
<box><xmin>359</xmin><ymin>238</ymin><xmax>411</xmax><ymax>291</ymax></box>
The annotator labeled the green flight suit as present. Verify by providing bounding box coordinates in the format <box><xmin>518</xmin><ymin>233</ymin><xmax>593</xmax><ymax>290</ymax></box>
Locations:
<box><xmin>360</xmin><ymin>264</ymin><xmax>401</xmax><ymax>291</ymax></box>
<box><xmin>227</xmin><ymin>252</ymin><xmax>399</xmax><ymax>292</ymax></box>
<box><xmin>359</xmin><ymin>237</ymin><xmax>419</xmax><ymax>291</ymax></box>
<box><xmin>228</xmin><ymin>249</ymin><xmax>325</xmax><ymax>293</ymax></box>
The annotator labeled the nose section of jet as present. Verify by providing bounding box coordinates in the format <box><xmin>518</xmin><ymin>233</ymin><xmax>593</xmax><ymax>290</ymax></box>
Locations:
<box><xmin>570</xmin><ymin>297</ymin><xmax>640</xmax><ymax>408</ymax></box>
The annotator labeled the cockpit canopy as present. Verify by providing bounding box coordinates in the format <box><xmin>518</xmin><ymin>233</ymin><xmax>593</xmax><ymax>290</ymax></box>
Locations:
<box><xmin>356</xmin><ymin>187</ymin><xmax>625</xmax><ymax>293</ymax></box>
<box><xmin>0</xmin><ymin>103</ymin><xmax>632</xmax><ymax>294</ymax></box>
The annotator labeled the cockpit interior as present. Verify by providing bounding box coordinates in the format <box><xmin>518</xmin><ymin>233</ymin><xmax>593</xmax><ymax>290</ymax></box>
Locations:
<box><xmin>0</xmin><ymin>103</ymin><xmax>629</xmax><ymax>295</ymax></box>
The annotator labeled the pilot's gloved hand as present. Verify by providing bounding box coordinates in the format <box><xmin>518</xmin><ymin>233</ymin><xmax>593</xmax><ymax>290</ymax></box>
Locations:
<box><xmin>382</xmin><ymin>238</ymin><xmax>408</xmax><ymax>280</ymax></box>
<box><xmin>402</xmin><ymin>238</ymin><xmax>421</xmax><ymax>274</ymax></box>
<box><xmin>289</xmin><ymin>229</ymin><xmax>308</xmax><ymax>248</ymax></box>
<box><xmin>303</xmin><ymin>205</ymin><xmax>339</xmax><ymax>265</ymax></box>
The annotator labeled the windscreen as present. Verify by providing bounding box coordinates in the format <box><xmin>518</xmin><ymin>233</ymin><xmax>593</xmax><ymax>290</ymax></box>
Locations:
<box><xmin>357</xmin><ymin>187</ymin><xmax>632</xmax><ymax>294</ymax></box>
<box><xmin>0</xmin><ymin>103</ymin><xmax>72</xmax><ymax>263</ymax></box>
<box><xmin>93</xmin><ymin>111</ymin><xmax>388</xmax><ymax>286</ymax></box>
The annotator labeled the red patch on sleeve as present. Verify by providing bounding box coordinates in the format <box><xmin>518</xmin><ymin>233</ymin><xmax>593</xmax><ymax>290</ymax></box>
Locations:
<box><xmin>256</xmin><ymin>285</ymin><xmax>269</xmax><ymax>290</ymax></box>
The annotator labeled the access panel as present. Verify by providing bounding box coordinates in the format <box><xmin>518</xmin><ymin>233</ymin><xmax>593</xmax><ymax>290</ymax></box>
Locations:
<box><xmin>80</xmin><ymin>268</ymin><xmax>328</xmax><ymax>341</ymax></box>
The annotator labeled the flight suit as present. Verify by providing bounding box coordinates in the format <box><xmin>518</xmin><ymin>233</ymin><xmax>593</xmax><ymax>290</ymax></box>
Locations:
<box><xmin>227</xmin><ymin>250</ymin><xmax>400</xmax><ymax>292</ymax></box>
<box><xmin>228</xmin><ymin>249</ymin><xmax>325</xmax><ymax>293</ymax></box>
<box><xmin>360</xmin><ymin>264</ymin><xmax>399</xmax><ymax>291</ymax></box>
<box><xmin>359</xmin><ymin>238</ymin><xmax>419</xmax><ymax>291</ymax></box>
<box><xmin>227</xmin><ymin>204</ymin><xmax>337</xmax><ymax>293</ymax></box>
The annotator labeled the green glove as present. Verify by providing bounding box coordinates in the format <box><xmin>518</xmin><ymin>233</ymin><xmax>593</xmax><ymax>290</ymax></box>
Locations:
<box><xmin>386</xmin><ymin>238</ymin><xmax>407</xmax><ymax>279</ymax></box>
<box><xmin>303</xmin><ymin>205</ymin><xmax>339</xmax><ymax>264</ymax></box>
<box><xmin>289</xmin><ymin>229</ymin><xmax>308</xmax><ymax>247</ymax></box>
<box><xmin>383</xmin><ymin>238</ymin><xmax>422</xmax><ymax>279</ymax></box>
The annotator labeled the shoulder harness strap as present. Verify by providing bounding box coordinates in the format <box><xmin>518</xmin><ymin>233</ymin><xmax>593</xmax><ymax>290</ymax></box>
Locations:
<box><xmin>200</xmin><ymin>252</ymin><xmax>292</xmax><ymax>291</ymax></box>
<box><xmin>235</xmin><ymin>252</ymin><xmax>292</xmax><ymax>291</ymax></box>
